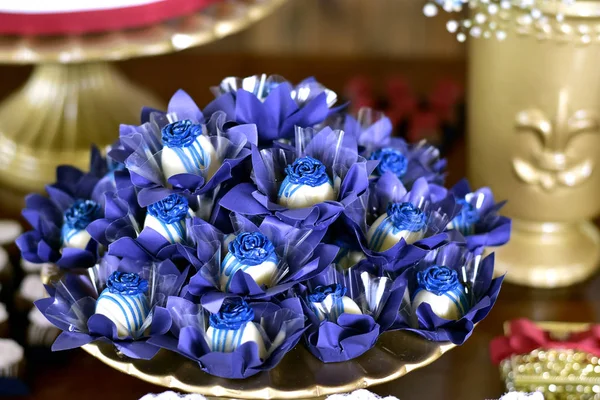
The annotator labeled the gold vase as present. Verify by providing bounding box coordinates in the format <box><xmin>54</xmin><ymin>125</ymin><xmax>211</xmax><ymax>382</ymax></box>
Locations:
<box><xmin>0</xmin><ymin>62</ymin><xmax>163</xmax><ymax>215</ymax></box>
<box><xmin>468</xmin><ymin>1</ymin><xmax>600</xmax><ymax>288</ymax></box>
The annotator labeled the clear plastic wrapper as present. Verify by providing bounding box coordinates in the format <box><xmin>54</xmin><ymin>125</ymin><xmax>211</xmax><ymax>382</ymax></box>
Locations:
<box><xmin>394</xmin><ymin>242</ymin><xmax>504</xmax><ymax>344</ymax></box>
<box><xmin>35</xmin><ymin>256</ymin><xmax>187</xmax><ymax>359</ymax></box>
<box><xmin>148</xmin><ymin>295</ymin><xmax>306</xmax><ymax>379</ymax></box>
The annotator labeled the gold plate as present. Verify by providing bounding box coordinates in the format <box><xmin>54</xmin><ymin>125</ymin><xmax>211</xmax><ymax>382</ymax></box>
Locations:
<box><xmin>83</xmin><ymin>331</ymin><xmax>455</xmax><ymax>399</ymax></box>
<box><xmin>0</xmin><ymin>0</ymin><xmax>287</xmax><ymax>64</ymax></box>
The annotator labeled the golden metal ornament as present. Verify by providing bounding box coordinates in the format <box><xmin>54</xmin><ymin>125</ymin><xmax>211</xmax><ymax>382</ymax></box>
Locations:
<box><xmin>468</xmin><ymin>0</ymin><xmax>600</xmax><ymax>288</ymax></box>
<box><xmin>83</xmin><ymin>331</ymin><xmax>456</xmax><ymax>399</ymax></box>
<box><xmin>0</xmin><ymin>0</ymin><xmax>287</xmax><ymax>215</ymax></box>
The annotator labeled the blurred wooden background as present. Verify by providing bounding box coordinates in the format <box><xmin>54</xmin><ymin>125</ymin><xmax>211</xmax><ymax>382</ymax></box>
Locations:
<box><xmin>197</xmin><ymin>0</ymin><xmax>465</xmax><ymax>58</ymax></box>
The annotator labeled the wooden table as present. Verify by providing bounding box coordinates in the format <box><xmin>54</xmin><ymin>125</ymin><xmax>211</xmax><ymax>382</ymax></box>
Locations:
<box><xmin>3</xmin><ymin>54</ymin><xmax>595</xmax><ymax>400</ymax></box>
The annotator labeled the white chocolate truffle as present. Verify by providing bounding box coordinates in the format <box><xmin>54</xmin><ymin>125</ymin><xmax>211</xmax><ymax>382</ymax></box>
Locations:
<box><xmin>411</xmin><ymin>266</ymin><xmax>469</xmax><ymax>322</ymax></box>
<box><xmin>144</xmin><ymin>194</ymin><xmax>189</xmax><ymax>244</ymax></box>
<box><xmin>95</xmin><ymin>272</ymin><xmax>150</xmax><ymax>339</ymax></box>
<box><xmin>308</xmin><ymin>284</ymin><xmax>362</xmax><ymax>322</ymax></box>
<box><xmin>207</xmin><ymin>299</ymin><xmax>267</xmax><ymax>359</ymax></box>
<box><xmin>160</xmin><ymin>119</ymin><xmax>219</xmax><ymax>181</ymax></box>
<box><xmin>367</xmin><ymin>202</ymin><xmax>427</xmax><ymax>252</ymax></box>
<box><xmin>277</xmin><ymin>156</ymin><xmax>335</xmax><ymax>209</ymax></box>
<box><xmin>219</xmin><ymin>232</ymin><xmax>280</xmax><ymax>292</ymax></box>
<box><xmin>61</xmin><ymin>199</ymin><xmax>102</xmax><ymax>249</ymax></box>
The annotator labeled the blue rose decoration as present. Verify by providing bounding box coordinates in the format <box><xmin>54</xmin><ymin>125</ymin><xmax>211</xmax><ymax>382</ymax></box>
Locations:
<box><xmin>416</xmin><ymin>265</ymin><xmax>462</xmax><ymax>296</ymax></box>
<box><xmin>229</xmin><ymin>232</ymin><xmax>276</xmax><ymax>266</ymax></box>
<box><xmin>147</xmin><ymin>194</ymin><xmax>189</xmax><ymax>224</ymax></box>
<box><xmin>307</xmin><ymin>283</ymin><xmax>346</xmax><ymax>303</ymax></box>
<box><xmin>209</xmin><ymin>298</ymin><xmax>255</xmax><ymax>330</ymax></box>
<box><xmin>283</xmin><ymin>156</ymin><xmax>329</xmax><ymax>187</ymax></box>
<box><xmin>161</xmin><ymin>119</ymin><xmax>203</xmax><ymax>148</ymax></box>
<box><xmin>106</xmin><ymin>271</ymin><xmax>149</xmax><ymax>295</ymax></box>
<box><xmin>386</xmin><ymin>202</ymin><xmax>427</xmax><ymax>232</ymax></box>
<box><xmin>63</xmin><ymin>199</ymin><xmax>102</xmax><ymax>230</ymax></box>
<box><xmin>369</xmin><ymin>148</ymin><xmax>408</xmax><ymax>179</ymax></box>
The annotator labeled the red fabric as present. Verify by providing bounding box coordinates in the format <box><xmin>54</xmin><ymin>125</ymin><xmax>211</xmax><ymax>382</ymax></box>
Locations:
<box><xmin>489</xmin><ymin>318</ymin><xmax>600</xmax><ymax>365</ymax></box>
<box><xmin>0</xmin><ymin>0</ymin><xmax>220</xmax><ymax>35</ymax></box>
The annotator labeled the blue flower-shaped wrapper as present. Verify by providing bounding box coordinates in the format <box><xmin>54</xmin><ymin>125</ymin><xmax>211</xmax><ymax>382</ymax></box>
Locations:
<box><xmin>219</xmin><ymin>126</ymin><xmax>372</xmax><ymax>231</ymax></box>
<box><xmin>184</xmin><ymin>214</ymin><xmax>338</xmax><ymax>312</ymax></box>
<box><xmin>329</xmin><ymin>107</ymin><xmax>446</xmax><ymax>187</ymax></box>
<box><xmin>448</xmin><ymin>179</ymin><xmax>511</xmax><ymax>253</ymax></box>
<box><xmin>204</xmin><ymin>74</ymin><xmax>342</xmax><ymax>147</ymax></box>
<box><xmin>342</xmin><ymin>173</ymin><xmax>461</xmax><ymax>271</ymax></box>
<box><xmin>35</xmin><ymin>256</ymin><xmax>188</xmax><ymax>359</ymax></box>
<box><xmin>17</xmin><ymin>163</ymin><xmax>104</xmax><ymax>269</ymax></box>
<box><xmin>298</xmin><ymin>264</ymin><xmax>405</xmax><ymax>363</ymax></box>
<box><xmin>148</xmin><ymin>296</ymin><xmax>306</xmax><ymax>379</ymax></box>
<box><xmin>393</xmin><ymin>242</ymin><xmax>504</xmax><ymax>345</ymax></box>
<box><xmin>115</xmin><ymin>90</ymin><xmax>254</xmax><ymax>207</ymax></box>
<box><xmin>87</xmin><ymin>171</ymin><xmax>184</xmax><ymax>263</ymax></box>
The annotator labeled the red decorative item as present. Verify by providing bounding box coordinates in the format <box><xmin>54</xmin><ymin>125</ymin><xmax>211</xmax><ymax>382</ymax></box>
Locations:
<box><xmin>0</xmin><ymin>0</ymin><xmax>221</xmax><ymax>35</ymax></box>
<box><xmin>407</xmin><ymin>110</ymin><xmax>440</xmax><ymax>143</ymax></box>
<box><xmin>489</xmin><ymin>318</ymin><xmax>600</xmax><ymax>365</ymax></box>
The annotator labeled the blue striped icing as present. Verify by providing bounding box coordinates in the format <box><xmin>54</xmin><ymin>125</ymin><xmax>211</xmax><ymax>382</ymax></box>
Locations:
<box><xmin>220</xmin><ymin>251</ymin><xmax>279</xmax><ymax>292</ymax></box>
<box><xmin>172</xmin><ymin>137</ymin><xmax>210</xmax><ymax>174</ymax></box>
<box><xmin>209</xmin><ymin>322</ymin><xmax>249</xmax><ymax>353</ymax></box>
<box><xmin>96</xmin><ymin>290</ymin><xmax>150</xmax><ymax>337</ymax></box>
<box><xmin>412</xmin><ymin>286</ymin><xmax>470</xmax><ymax>317</ymax></box>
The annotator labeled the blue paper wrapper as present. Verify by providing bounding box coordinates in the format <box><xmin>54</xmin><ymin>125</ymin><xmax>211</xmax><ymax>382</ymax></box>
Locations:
<box><xmin>341</xmin><ymin>173</ymin><xmax>461</xmax><ymax>270</ymax></box>
<box><xmin>326</xmin><ymin>107</ymin><xmax>447</xmax><ymax>188</ymax></box>
<box><xmin>16</xmin><ymin>151</ymin><xmax>107</xmax><ymax>270</ymax></box>
<box><xmin>204</xmin><ymin>74</ymin><xmax>342</xmax><ymax>147</ymax></box>
<box><xmin>219</xmin><ymin>126</ymin><xmax>372</xmax><ymax>231</ymax></box>
<box><xmin>185</xmin><ymin>213</ymin><xmax>337</xmax><ymax>312</ymax></box>
<box><xmin>148</xmin><ymin>296</ymin><xmax>306</xmax><ymax>379</ymax></box>
<box><xmin>15</xmin><ymin>73</ymin><xmax>510</xmax><ymax>376</ymax></box>
<box><xmin>447</xmin><ymin>179</ymin><xmax>511</xmax><ymax>252</ymax></box>
<box><xmin>36</xmin><ymin>256</ymin><xmax>188</xmax><ymax>359</ymax></box>
<box><xmin>393</xmin><ymin>242</ymin><xmax>504</xmax><ymax>345</ymax></box>
<box><xmin>296</xmin><ymin>264</ymin><xmax>405</xmax><ymax>363</ymax></box>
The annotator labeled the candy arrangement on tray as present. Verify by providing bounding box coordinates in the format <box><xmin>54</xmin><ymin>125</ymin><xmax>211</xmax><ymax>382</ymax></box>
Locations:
<box><xmin>17</xmin><ymin>74</ymin><xmax>510</xmax><ymax>380</ymax></box>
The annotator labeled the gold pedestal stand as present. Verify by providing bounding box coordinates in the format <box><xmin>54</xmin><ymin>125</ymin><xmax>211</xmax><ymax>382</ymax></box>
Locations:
<box><xmin>0</xmin><ymin>0</ymin><xmax>287</xmax><ymax>215</ymax></box>
<box><xmin>468</xmin><ymin>1</ymin><xmax>600</xmax><ymax>288</ymax></box>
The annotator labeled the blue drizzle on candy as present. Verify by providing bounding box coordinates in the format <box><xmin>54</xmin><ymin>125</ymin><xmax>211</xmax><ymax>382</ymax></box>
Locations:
<box><xmin>97</xmin><ymin>271</ymin><xmax>150</xmax><ymax>335</ymax></box>
<box><xmin>307</xmin><ymin>284</ymin><xmax>348</xmax><ymax>322</ymax></box>
<box><xmin>61</xmin><ymin>199</ymin><xmax>102</xmax><ymax>244</ymax></box>
<box><xmin>278</xmin><ymin>156</ymin><xmax>332</xmax><ymax>199</ymax></box>
<box><xmin>448</xmin><ymin>198</ymin><xmax>479</xmax><ymax>236</ymax></box>
<box><xmin>161</xmin><ymin>119</ymin><xmax>209</xmax><ymax>173</ymax></box>
<box><xmin>369</xmin><ymin>147</ymin><xmax>408</xmax><ymax>179</ymax></box>
<box><xmin>209</xmin><ymin>298</ymin><xmax>255</xmax><ymax>352</ymax></box>
<box><xmin>220</xmin><ymin>232</ymin><xmax>279</xmax><ymax>292</ymax></box>
<box><xmin>368</xmin><ymin>202</ymin><xmax>427</xmax><ymax>251</ymax></box>
<box><xmin>147</xmin><ymin>194</ymin><xmax>188</xmax><ymax>242</ymax></box>
<box><xmin>413</xmin><ymin>265</ymin><xmax>469</xmax><ymax>316</ymax></box>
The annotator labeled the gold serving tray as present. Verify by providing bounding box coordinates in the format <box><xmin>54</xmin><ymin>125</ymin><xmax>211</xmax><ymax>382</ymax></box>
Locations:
<box><xmin>83</xmin><ymin>331</ymin><xmax>455</xmax><ymax>399</ymax></box>
<box><xmin>0</xmin><ymin>0</ymin><xmax>288</xmax><ymax>64</ymax></box>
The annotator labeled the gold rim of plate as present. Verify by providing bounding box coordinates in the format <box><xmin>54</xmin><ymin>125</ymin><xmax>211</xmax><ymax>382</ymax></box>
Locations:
<box><xmin>0</xmin><ymin>0</ymin><xmax>287</xmax><ymax>64</ymax></box>
<box><xmin>83</xmin><ymin>331</ymin><xmax>456</xmax><ymax>399</ymax></box>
